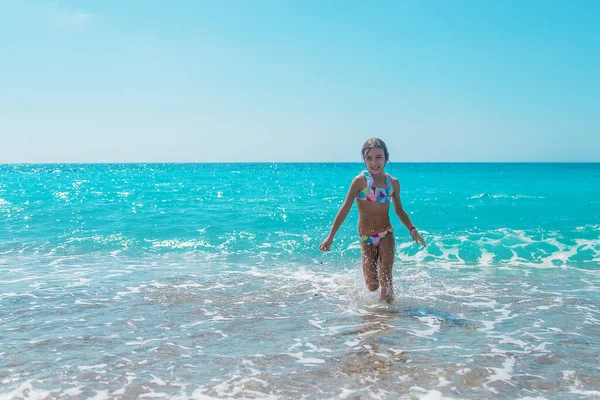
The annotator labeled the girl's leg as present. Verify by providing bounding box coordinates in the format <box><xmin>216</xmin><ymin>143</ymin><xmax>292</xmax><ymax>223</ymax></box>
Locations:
<box><xmin>361</xmin><ymin>242</ymin><xmax>379</xmax><ymax>291</ymax></box>
<box><xmin>378</xmin><ymin>233</ymin><xmax>395</xmax><ymax>303</ymax></box>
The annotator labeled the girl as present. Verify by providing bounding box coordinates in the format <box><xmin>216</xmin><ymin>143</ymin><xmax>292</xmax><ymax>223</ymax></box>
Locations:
<box><xmin>319</xmin><ymin>138</ymin><xmax>426</xmax><ymax>303</ymax></box>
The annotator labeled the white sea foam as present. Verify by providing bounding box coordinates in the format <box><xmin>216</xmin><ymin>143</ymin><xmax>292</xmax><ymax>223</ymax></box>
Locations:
<box><xmin>410</xmin><ymin>386</ymin><xmax>456</xmax><ymax>399</ymax></box>
<box><xmin>286</xmin><ymin>352</ymin><xmax>326</xmax><ymax>364</ymax></box>
<box><xmin>485</xmin><ymin>357</ymin><xmax>516</xmax><ymax>390</ymax></box>
<box><xmin>0</xmin><ymin>380</ymin><xmax>54</xmax><ymax>400</ymax></box>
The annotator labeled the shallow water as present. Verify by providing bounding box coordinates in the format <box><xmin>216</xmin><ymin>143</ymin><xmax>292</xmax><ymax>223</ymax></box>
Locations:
<box><xmin>1</xmin><ymin>163</ymin><xmax>599</xmax><ymax>399</ymax></box>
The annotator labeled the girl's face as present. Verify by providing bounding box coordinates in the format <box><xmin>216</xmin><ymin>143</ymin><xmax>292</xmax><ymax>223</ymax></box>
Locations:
<box><xmin>363</xmin><ymin>147</ymin><xmax>386</xmax><ymax>175</ymax></box>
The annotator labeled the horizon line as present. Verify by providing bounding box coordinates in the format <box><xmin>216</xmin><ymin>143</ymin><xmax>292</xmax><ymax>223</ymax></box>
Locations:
<box><xmin>2</xmin><ymin>161</ymin><xmax>599</xmax><ymax>165</ymax></box>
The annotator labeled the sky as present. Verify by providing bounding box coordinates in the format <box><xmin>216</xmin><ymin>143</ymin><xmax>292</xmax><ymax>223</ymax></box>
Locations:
<box><xmin>1</xmin><ymin>0</ymin><xmax>599</xmax><ymax>163</ymax></box>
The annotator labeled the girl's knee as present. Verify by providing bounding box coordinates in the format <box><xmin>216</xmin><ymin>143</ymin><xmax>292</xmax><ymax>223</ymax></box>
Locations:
<box><xmin>367</xmin><ymin>282</ymin><xmax>379</xmax><ymax>291</ymax></box>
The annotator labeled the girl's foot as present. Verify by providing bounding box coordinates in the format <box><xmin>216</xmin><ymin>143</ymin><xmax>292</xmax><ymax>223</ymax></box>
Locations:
<box><xmin>381</xmin><ymin>292</ymin><xmax>394</xmax><ymax>304</ymax></box>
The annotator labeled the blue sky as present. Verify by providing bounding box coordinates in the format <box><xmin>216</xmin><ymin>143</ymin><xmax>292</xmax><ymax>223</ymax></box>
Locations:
<box><xmin>1</xmin><ymin>0</ymin><xmax>599</xmax><ymax>162</ymax></box>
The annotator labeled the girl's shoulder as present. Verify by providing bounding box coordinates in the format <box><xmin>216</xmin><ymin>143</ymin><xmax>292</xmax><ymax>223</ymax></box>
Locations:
<box><xmin>354</xmin><ymin>171</ymin><xmax>370</xmax><ymax>180</ymax></box>
<box><xmin>352</xmin><ymin>173</ymin><xmax>368</xmax><ymax>184</ymax></box>
<box><xmin>387</xmin><ymin>174</ymin><xmax>400</xmax><ymax>185</ymax></box>
<box><xmin>350</xmin><ymin>173</ymin><xmax>370</xmax><ymax>191</ymax></box>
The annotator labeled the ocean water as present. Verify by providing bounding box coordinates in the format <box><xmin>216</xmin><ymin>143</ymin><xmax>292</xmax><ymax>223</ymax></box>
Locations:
<box><xmin>1</xmin><ymin>163</ymin><xmax>599</xmax><ymax>399</ymax></box>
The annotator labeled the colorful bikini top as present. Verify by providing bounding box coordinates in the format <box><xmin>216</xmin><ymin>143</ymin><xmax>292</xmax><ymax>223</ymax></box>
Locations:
<box><xmin>356</xmin><ymin>170</ymin><xmax>394</xmax><ymax>202</ymax></box>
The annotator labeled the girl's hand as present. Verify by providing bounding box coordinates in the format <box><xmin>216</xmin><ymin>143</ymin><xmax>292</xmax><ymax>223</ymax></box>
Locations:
<box><xmin>410</xmin><ymin>229</ymin><xmax>426</xmax><ymax>247</ymax></box>
<box><xmin>319</xmin><ymin>237</ymin><xmax>333</xmax><ymax>252</ymax></box>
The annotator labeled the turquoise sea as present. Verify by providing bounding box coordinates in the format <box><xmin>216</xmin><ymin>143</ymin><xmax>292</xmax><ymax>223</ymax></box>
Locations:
<box><xmin>1</xmin><ymin>163</ymin><xmax>599</xmax><ymax>399</ymax></box>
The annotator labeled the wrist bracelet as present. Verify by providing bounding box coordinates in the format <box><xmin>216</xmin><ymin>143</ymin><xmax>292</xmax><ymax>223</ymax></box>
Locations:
<box><xmin>409</xmin><ymin>226</ymin><xmax>416</xmax><ymax>232</ymax></box>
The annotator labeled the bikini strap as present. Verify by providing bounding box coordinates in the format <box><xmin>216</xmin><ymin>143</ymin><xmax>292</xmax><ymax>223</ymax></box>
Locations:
<box><xmin>362</xmin><ymin>170</ymin><xmax>373</xmax><ymax>186</ymax></box>
<box><xmin>385</xmin><ymin>174</ymin><xmax>394</xmax><ymax>195</ymax></box>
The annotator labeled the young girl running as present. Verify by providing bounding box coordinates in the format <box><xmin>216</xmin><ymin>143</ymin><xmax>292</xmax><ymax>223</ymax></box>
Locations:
<box><xmin>319</xmin><ymin>138</ymin><xmax>426</xmax><ymax>303</ymax></box>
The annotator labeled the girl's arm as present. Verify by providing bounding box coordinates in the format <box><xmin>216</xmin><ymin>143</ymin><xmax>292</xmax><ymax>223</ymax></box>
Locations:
<box><xmin>391</xmin><ymin>179</ymin><xmax>426</xmax><ymax>247</ymax></box>
<box><xmin>319</xmin><ymin>177</ymin><xmax>362</xmax><ymax>251</ymax></box>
